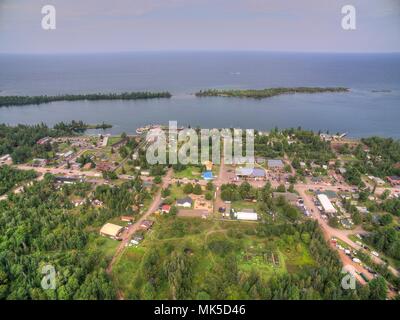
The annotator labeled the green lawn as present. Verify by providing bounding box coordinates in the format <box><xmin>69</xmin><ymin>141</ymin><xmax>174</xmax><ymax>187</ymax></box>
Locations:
<box><xmin>231</xmin><ymin>200</ymin><xmax>257</xmax><ymax>212</ymax></box>
<box><xmin>107</xmin><ymin>136</ymin><xmax>122</xmax><ymax>147</ymax></box>
<box><xmin>173</xmin><ymin>166</ymin><xmax>202</xmax><ymax>179</ymax></box>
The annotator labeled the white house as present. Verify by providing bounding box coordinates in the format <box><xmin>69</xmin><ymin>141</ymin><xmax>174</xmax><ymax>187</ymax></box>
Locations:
<box><xmin>176</xmin><ymin>196</ymin><xmax>193</xmax><ymax>208</ymax></box>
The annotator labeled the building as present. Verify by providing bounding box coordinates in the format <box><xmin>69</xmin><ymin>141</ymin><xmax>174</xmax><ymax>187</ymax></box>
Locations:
<box><xmin>121</xmin><ymin>216</ymin><xmax>134</xmax><ymax>222</ymax></box>
<box><xmin>82</xmin><ymin>162</ymin><xmax>93</xmax><ymax>170</ymax></box>
<box><xmin>368</xmin><ymin>175</ymin><xmax>385</xmax><ymax>186</ymax></box>
<box><xmin>161</xmin><ymin>204</ymin><xmax>171</xmax><ymax>214</ymax></box>
<box><xmin>63</xmin><ymin>150</ymin><xmax>74</xmax><ymax>158</ymax></box>
<box><xmin>139</xmin><ymin>220</ymin><xmax>154</xmax><ymax>230</ymax></box>
<box><xmin>235</xmin><ymin>167</ymin><xmax>266</xmax><ymax>180</ymax></box>
<box><xmin>176</xmin><ymin>196</ymin><xmax>193</xmax><ymax>208</ymax></box>
<box><xmin>130</xmin><ymin>235</ymin><xmax>144</xmax><ymax>245</ymax></box>
<box><xmin>100</xmin><ymin>223</ymin><xmax>124</xmax><ymax>240</ymax></box>
<box><xmin>317</xmin><ymin>194</ymin><xmax>337</xmax><ymax>215</ymax></box>
<box><xmin>37</xmin><ymin>137</ymin><xmax>51</xmax><ymax>145</ymax></box>
<box><xmin>54</xmin><ymin>176</ymin><xmax>80</xmax><ymax>184</ymax></box>
<box><xmin>387</xmin><ymin>176</ymin><xmax>400</xmax><ymax>186</ymax></box>
<box><xmin>272</xmin><ymin>192</ymin><xmax>299</xmax><ymax>205</ymax></box>
<box><xmin>0</xmin><ymin>154</ymin><xmax>12</xmax><ymax>165</ymax></box>
<box><xmin>32</xmin><ymin>158</ymin><xmax>48</xmax><ymax>167</ymax></box>
<box><xmin>235</xmin><ymin>209</ymin><xmax>258</xmax><ymax>221</ymax></box>
<box><xmin>267</xmin><ymin>159</ymin><xmax>284</xmax><ymax>170</ymax></box>
<box><xmin>202</xmin><ymin>171</ymin><xmax>213</xmax><ymax>180</ymax></box>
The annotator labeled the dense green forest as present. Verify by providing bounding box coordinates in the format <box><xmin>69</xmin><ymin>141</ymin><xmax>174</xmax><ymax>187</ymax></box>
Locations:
<box><xmin>0</xmin><ymin>91</ymin><xmax>172</xmax><ymax>107</ymax></box>
<box><xmin>0</xmin><ymin>165</ymin><xmax>37</xmax><ymax>195</ymax></box>
<box><xmin>340</xmin><ymin>136</ymin><xmax>400</xmax><ymax>186</ymax></box>
<box><xmin>196</xmin><ymin>87</ymin><xmax>349</xmax><ymax>99</ymax></box>
<box><xmin>0</xmin><ymin>174</ymin><xmax>148</xmax><ymax>299</ymax></box>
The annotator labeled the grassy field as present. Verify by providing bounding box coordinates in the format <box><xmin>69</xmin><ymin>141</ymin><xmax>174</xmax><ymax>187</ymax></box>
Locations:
<box><xmin>112</xmin><ymin>217</ymin><xmax>316</xmax><ymax>299</ymax></box>
<box><xmin>107</xmin><ymin>136</ymin><xmax>123</xmax><ymax>147</ymax></box>
<box><xmin>173</xmin><ymin>166</ymin><xmax>202</xmax><ymax>179</ymax></box>
<box><xmin>231</xmin><ymin>200</ymin><xmax>257</xmax><ymax>212</ymax></box>
<box><xmin>169</xmin><ymin>183</ymin><xmax>186</xmax><ymax>201</ymax></box>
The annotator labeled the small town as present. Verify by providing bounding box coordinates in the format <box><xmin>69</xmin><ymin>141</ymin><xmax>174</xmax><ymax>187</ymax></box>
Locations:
<box><xmin>1</xmin><ymin>123</ymin><xmax>399</xmax><ymax>300</ymax></box>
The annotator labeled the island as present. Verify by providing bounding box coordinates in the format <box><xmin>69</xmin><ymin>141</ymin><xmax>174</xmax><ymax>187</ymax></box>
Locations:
<box><xmin>0</xmin><ymin>91</ymin><xmax>172</xmax><ymax>107</ymax></box>
<box><xmin>195</xmin><ymin>87</ymin><xmax>349</xmax><ymax>99</ymax></box>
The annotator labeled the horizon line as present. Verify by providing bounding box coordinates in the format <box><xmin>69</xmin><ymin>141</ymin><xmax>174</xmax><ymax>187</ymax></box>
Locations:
<box><xmin>1</xmin><ymin>49</ymin><xmax>400</xmax><ymax>55</ymax></box>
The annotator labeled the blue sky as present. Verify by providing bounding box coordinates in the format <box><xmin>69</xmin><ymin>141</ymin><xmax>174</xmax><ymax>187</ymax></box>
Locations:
<box><xmin>0</xmin><ymin>0</ymin><xmax>399</xmax><ymax>53</ymax></box>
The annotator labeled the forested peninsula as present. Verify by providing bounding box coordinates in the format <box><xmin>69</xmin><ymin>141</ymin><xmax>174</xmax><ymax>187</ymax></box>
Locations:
<box><xmin>195</xmin><ymin>87</ymin><xmax>349</xmax><ymax>99</ymax></box>
<box><xmin>0</xmin><ymin>91</ymin><xmax>172</xmax><ymax>107</ymax></box>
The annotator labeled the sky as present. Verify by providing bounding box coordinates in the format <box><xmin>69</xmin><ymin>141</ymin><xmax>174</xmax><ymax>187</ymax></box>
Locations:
<box><xmin>0</xmin><ymin>0</ymin><xmax>399</xmax><ymax>53</ymax></box>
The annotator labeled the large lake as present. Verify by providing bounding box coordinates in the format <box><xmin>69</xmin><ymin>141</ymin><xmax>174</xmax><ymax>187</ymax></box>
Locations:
<box><xmin>0</xmin><ymin>52</ymin><xmax>399</xmax><ymax>138</ymax></box>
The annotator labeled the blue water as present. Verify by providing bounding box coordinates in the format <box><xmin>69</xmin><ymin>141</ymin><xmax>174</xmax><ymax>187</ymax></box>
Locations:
<box><xmin>0</xmin><ymin>52</ymin><xmax>399</xmax><ymax>137</ymax></box>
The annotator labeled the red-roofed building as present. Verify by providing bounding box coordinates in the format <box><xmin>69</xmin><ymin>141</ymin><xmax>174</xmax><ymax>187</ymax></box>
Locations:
<box><xmin>161</xmin><ymin>204</ymin><xmax>171</xmax><ymax>214</ymax></box>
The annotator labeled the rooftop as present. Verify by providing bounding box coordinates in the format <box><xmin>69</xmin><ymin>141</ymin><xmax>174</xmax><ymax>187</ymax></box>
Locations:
<box><xmin>267</xmin><ymin>159</ymin><xmax>284</xmax><ymax>168</ymax></box>
<box><xmin>100</xmin><ymin>223</ymin><xmax>123</xmax><ymax>237</ymax></box>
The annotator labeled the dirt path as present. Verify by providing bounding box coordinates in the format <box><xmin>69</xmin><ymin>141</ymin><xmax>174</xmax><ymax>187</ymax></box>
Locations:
<box><xmin>107</xmin><ymin>168</ymin><xmax>173</xmax><ymax>273</ymax></box>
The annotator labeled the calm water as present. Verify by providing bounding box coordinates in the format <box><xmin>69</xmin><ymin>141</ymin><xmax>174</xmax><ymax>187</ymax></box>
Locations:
<box><xmin>0</xmin><ymin>52</ymin><xmax>399</xmax><ymax>138</ymax></box>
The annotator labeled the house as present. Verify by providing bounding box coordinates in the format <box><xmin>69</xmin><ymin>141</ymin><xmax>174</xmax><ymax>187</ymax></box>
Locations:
<box><xmin>0</xmin><ymin>154</ymin><xmax>12</xmax><ymax>165</ymax></box>
<box><xmin>267</xmin><ymin>159</ymin><xmax>284</xmax><ymax>170</ymax></box>
<box><xmin>100</xmin><ymin>223</ymin><xmax>124</xmax><ymax>240</ymax></box>
<box><xmin>37</xmin><ymin>137</ymin><xmax>51</xmax><ymax>145</ymax></box>
<box><xmin>54</xmin><ymin>176</ymin><xmax>80</xmax><ymax>184</ymax></box>
<box><xmin>82</xmin><ymin>162</ymin><xmax>93</xmax><ymax>170</ymax></box>
<box><xmin>387</xmin><ymin>176</ymin><xmax>400</xmax><ymax>186</ymax></box>
<box><xmin>140</xmin><ymin>170</ymin><xmax>150</xmax><ymax>176</ymax></box>
<box><xmin>235</xmin><ymin>209</ymin><xmax>258</xmax><ymax>221</ymax></box>
<box><xmin>121</xmin><ymin>216</ymin><xmax>134</xmax><ymax>222</ymax></box>
<box><xmin>0</xmin><ymin>154</ymin><xmax>11</xmax><ymax>162</ymax></box>
<box><xmin>130</xmin><ymin>235</ymin><xmax>144</xmax><ymax>245</ymax></box>
<box><xmin>139</xmin><ymin>220</ymin><xmax>154</xmax><ymax>230</ymax></box>
<box><xmin>161</xmin><ymin>204</ymin><xmax>171</xmax><ymax>214</ymax></box>
<box><xmin>176</xmin><ymin>196</ymin><xmax>193</xmax><ymax>208</ymax></box>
